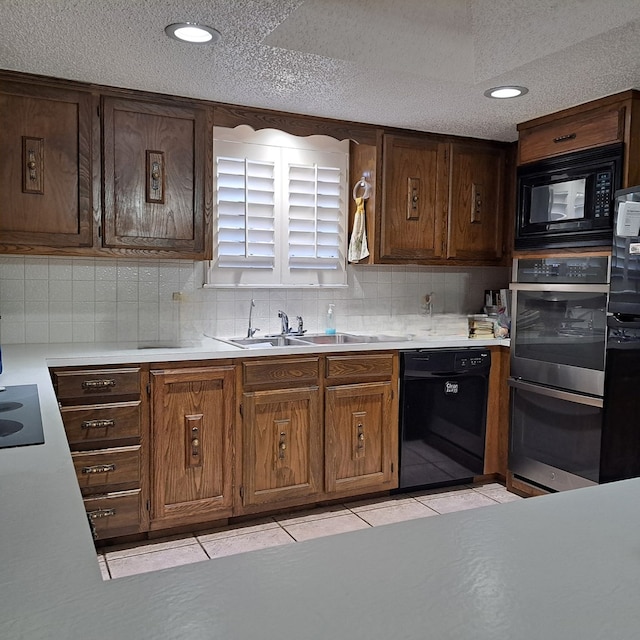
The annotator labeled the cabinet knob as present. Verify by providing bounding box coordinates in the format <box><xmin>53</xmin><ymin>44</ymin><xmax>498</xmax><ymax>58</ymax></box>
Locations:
<box><xmin>407</xmin><ymin>177</ymin><xmax>421</xmax><ymax>220</ymax></box>
<box><xmin>278</xmin><ymin>431</ymin><xmax>287</xmax><ymax>460</ymax></box>
<box><xmin>186</xmin><ymin>420</ymin><xmax>202</xmax><ymax>466</ymax></box>
<box><xmin>22</xmin><ymin>140</ymin><xmax>43</xmax><ymax>194</ymax></box>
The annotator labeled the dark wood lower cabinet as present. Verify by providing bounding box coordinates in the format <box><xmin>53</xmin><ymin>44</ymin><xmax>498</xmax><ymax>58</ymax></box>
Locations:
<box><xmin>52</xmin><ymin>365</ymin><xmax>149</xmax><ymax>541</ymax></box>
<box><xmin>325</xmin><ymin>381</ymin><xmax>396</xmax><ymax>494</ymax></box>
<box><xmin>241</xmin><ymin>386</ymin><xmax>323</xmax><ymax>507</ymax></box>
<box><xmin>149</xmin><ymin>366</ymin><xmax>235</xmax><ymax>529</ymax></box>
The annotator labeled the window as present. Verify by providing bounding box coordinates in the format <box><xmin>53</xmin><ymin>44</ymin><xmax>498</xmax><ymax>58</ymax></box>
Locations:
<box><xmin>206</xmin><ymin>126</ymin><xmax>349</xmax><ymax>287</ymax></box>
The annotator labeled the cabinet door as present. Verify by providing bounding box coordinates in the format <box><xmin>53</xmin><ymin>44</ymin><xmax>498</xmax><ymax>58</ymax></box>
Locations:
<box><xmin>446</xmin><ymin>141</ymin><xmax>505</xmax><ymax>262</ymax></box>
<box><xmin>102</xmin><ymin>96</ymin><xmax>210</xmax><ymax>257</ymax></box>
<box><xmin>150</xmin><ymin>366</ymin><xmax>234</xmax><ymax>528</ymax></box>
<box><xmin>518</xmin><ymin>105</ymin><xmax>624</xmax><ymax>165</ymax></box>
<box><xmin>242</xmin><ymin>387</ymin><xmax>322</xmax><ymax>506</ymax></box>
<box><xmin>0</xmin><ymin>79</ymin><xmax>93</xmax><ymax>250</ymax></box>
<box><xmin>380</xmin><ymin>134</ymin><xmax>448</xmax><ymax>261</ymax></box>
<box><xmin>325</xmin><ymin>381</ymin><xmax>397</xmax><ymax>494</ymax></box>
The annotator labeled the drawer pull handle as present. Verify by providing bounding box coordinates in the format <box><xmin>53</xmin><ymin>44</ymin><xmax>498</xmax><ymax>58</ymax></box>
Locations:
<box><xmin>82</xmin><ymin>463</ymin><xmax>116</xmax><ymax>474</ymax></box>
<box><xmin>81</xmin><ymin>379</ymin><xmax>116</xmax><ymax>390</ymax></box>
<box><xmin>81</xmin><ymin>419</ymin><xmax>115</xmax><ymax>429</ymax></box>
<box><xmin>553</xmin><ymin>133</ymin><xmax>577</xmax><ymax>143</ymax></box>
<box><xmin>87</xmin><ymin>508</ymin><xmax>116</xmax><ymax>520</ymax></box>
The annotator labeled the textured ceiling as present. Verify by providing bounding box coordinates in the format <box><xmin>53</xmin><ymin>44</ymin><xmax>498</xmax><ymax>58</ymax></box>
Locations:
<box><xmin>2</xmin><ymin>0</ymin><xmax>640</xmax><ymax>141</ymax></box>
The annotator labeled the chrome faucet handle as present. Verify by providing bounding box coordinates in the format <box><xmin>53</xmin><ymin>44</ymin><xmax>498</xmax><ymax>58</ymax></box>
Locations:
<box><xmin>278</xmin><ymin>310</ymin><xmax>290</xmax><ymax>335</ymax></box>
<box><xmin>295</xmin><ymin>315</ymin><xmax>305</xmax><ymax>335</ymax></box>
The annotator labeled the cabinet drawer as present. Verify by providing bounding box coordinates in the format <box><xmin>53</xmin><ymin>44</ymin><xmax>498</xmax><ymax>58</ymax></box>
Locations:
<box><xmin>61</xmin><ymin>401</ymin><xmax>141</xmax><ymax>446</ymax></box>
<box><xmin>72</xmin><ymin>446</ymin><xmax>141</xmax><ymax>491</ymax></box>
<box><xmin>53</xmin><ymin>367</ymin><xmax>141</xmax><ymax>402</ymax></box>
<box><xmin>518</xmin><ymin>106</ymin><xmax>624</xmax><ymax>164</ymax></box>
<box><xmin>243</xmin><ymin>357</ymin><xmax>320</xmax><ymax>388</ymax></box>
<box><xmin>84</xmin><ymin>489</ymin><xmax>143</xmax><ymax>539</ymax></box>
<box><xmin>325</xmin><ymin>354</ymin><xmax>395</xmax><ymax>381</ymax></box>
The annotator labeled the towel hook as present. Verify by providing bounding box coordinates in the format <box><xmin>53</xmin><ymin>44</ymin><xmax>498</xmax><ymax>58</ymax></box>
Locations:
<box><xmin>352</xmin><ymin>174</ymin><xmax>372</xmax><ymax>200</ymax></box>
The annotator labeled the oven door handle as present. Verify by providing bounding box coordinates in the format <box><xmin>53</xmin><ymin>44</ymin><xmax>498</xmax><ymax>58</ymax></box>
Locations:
<box><xmin>509</xmin><ymin>283</ymin><xmax>610</xmax><ymax>293</ymax></box>
<box><xmin>508</xmin><ymin>378</ymin><xmax>603</xmax><ymax>408</ymax></box>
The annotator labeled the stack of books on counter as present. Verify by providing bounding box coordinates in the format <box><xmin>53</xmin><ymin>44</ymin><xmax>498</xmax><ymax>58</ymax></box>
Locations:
<box><xmin>468</xmin><ymin>314</ymin><xmax>495</xmax><ymax>338</ymax></box>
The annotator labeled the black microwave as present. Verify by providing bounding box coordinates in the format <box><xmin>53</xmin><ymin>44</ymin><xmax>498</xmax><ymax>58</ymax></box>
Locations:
<box><xmin>515</xmin><ymin>143</ymin><xmax>623</xmax><ymax>250</ymax></box>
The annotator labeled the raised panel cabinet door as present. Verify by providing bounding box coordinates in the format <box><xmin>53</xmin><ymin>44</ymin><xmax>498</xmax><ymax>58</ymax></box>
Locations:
<box><xmin>446</xmin><ymin>141</ymin><xmax>506</xmax><ymax>262</ymax></box>
<box><xmin>0</xmin><ymin>79</ymin><xmax>93</xmax><ymax>250</ymax></box>
<box><xmin>325</xmin><ymin>381</ymin><xmax>397</xmax><ymax>494</ymax></box>
<box><xmin>242</xmin><ymin>387</ymin><xmax>322</xmax><ymax>506</ymax></box>
<box><xmin>380</xmin><ymin>134</ymin><xmax>448</xmax><ymax>261</ymax></box>
<box><xmin>150</xmin><ymin>366</ymin><xmax>234</xmax><ymax>528</ymax></box>
<box><xmin>102</xmin><ymin>96</ymin><xmax>210</xmax><ymax>256</ymax></box>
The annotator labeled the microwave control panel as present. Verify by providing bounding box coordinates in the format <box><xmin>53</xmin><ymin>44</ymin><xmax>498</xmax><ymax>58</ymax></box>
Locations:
<box><xmin>594</xmin><ymin>170</ymin><xmax>613</xmax><ymax>218</ymax></box>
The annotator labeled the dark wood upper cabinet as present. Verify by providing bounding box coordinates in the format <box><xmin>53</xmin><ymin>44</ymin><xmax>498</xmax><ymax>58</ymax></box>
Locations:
<box><xmin>102</xmin><ymin>96</ymin><xmax>211</xmax><ymax>258</ymax></box>
<box><xmin>446</xmin><ymin>141</ymin><xmax>506</xmax><ymax>262</ymax></box>
<box><xmin>353</xmin><ymin>132</ymin><xmax>513</xmax><ymax>265</ymax></box>
<box><xmin>380</xmin><ymin>134</ymin><xmax>448</xmax><ymax>261</ymax></box>
<box><xmin>0</xmin><ymin>78</ymin><xmax>93</xmax><ymax>251</ymax></box>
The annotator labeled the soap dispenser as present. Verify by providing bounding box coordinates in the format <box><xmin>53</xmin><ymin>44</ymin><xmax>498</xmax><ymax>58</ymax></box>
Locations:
<box><xmin>325</xmin><ymin>304</ymin><xmax>336</xmax><ymax>335</ymax></box>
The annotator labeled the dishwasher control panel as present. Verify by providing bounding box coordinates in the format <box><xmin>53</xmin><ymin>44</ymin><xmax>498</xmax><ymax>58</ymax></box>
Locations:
<box><xmin>402</xmin><ymin>348</ymin><xmax>491</xmax><ymax>375</ymax></box>
<box><xmin>455</xmin><ymin>352</ymin><xmax>490</xmax><ymax>371</ymax></box>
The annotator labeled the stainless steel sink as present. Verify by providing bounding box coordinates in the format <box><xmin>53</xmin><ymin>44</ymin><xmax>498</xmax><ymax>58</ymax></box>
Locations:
<box><xmin>296</xmin><ymin>333</ymin><xmax>373</xmax><ymax>345</ymax></box>
<box><xmin>218</xmin><ymin>336</ymin><xmax>307</xmax><ymax>348</ymax></box>
<box><xmin>216</xmin><ymin>332</ymin><xmax>397</xmax><ymax>349</ymax></box>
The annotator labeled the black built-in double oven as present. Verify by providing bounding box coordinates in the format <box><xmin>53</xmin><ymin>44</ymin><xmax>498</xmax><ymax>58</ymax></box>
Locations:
<box><xmin>509</xmin><ymin>256</ymin><xmax>609</xmax><ymax>491</ymax></box>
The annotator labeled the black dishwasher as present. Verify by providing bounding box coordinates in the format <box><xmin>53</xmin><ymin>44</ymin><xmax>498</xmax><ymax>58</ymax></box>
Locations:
<box><xmin>399</xmin><ymin>349</ymin><xmax>491</xmax><ymax>490</ymax></box>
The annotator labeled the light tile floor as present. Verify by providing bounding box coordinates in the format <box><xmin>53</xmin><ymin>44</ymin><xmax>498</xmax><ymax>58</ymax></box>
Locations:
<box><xmin>97</xmin><ymin>483</ymin><xmax>523</xmax><ymax>580</ymax></box>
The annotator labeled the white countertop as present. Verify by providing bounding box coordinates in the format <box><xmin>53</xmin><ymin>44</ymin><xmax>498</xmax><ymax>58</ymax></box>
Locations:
<box><xmin>3</xmin><ymin>338</ymin><xmax>640</xmax><ymax>640</ymax></box>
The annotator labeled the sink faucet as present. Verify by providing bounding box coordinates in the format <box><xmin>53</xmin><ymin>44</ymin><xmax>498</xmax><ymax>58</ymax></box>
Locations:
<box><xmin>246</xmin><ymin>299</ymin><xmax>259</xmax><ymax>338</ymax></box>
<box><xmin>278</xmin><ymin>310</ymin><xmax>290</xmax><ymax>335</ymax></box>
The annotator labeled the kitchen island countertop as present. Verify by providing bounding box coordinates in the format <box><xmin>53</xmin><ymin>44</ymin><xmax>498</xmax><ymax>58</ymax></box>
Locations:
<box><xmin>3</xmin><ymin>338</ymin><xmax>640</xmax><ymax>640</ymax></box>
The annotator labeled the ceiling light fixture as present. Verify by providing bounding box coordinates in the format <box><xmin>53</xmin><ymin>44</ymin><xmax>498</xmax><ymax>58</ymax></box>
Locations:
<box><xmin>165</xmin><ymin>23</ymin><xmax>221</xmax><ymax>44</ymax></box>
<box><xmin>484</xmin><ymin>86</ymin><xmax>529</xmax><ymax>99</ymax></box>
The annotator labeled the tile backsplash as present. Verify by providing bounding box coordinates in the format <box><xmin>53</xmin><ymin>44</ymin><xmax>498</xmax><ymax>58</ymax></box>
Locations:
<box><xmin>0</xmin><ymin>256</ymin><xmax>509</xmax><ymax>344</ymax></box>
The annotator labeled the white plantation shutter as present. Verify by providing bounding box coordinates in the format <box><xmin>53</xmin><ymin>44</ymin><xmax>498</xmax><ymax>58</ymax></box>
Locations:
<box><xmin>207</xmin><ymin>126</ymin><xmax>348</xmax><ymax>287</ymax></box>
<box><xmin>287</xmin><ymin>163</ymin><xmax>342</xmax><ymax>269</ymax></box>
<box><xmin>216</xmin><ymin>156</ymin><xmax>276</xmax><ymax>269</ymax></box>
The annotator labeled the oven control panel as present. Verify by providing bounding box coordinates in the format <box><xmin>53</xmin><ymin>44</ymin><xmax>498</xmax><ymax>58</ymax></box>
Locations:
<box><xmin>514</xmin><ymin>256</ymin><xmax>609</xmax><ymax>284</ymax></box>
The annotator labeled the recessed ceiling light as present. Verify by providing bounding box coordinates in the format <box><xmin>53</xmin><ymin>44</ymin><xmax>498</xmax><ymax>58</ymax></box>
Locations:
<box><xmin>484</xmin><ymin>86</ymin><xmax>529</xmax><ymax>99</ymax></box>
<box><xmin>165</xmin><ymin>23</ymin><xmax>221</xmax><ymax>44</ymax></box>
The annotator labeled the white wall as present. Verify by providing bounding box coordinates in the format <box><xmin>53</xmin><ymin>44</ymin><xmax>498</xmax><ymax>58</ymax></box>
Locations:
<box><xmin>0</xmin><ymin>255</ymin><xmax>509</xmax><ymax>344</ymax></box>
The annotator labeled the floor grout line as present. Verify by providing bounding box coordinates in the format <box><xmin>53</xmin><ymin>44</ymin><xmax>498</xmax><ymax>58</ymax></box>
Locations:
<box><xmin>97</xmin><ymin>484</ymin><xmax>520</xmax><ymax>579</ymax></box>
